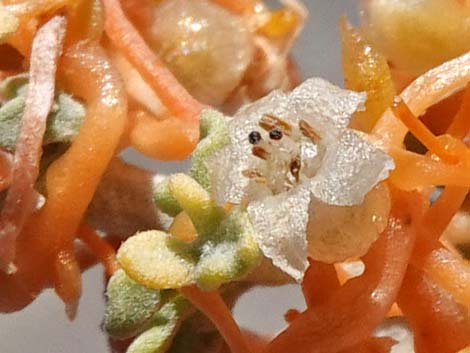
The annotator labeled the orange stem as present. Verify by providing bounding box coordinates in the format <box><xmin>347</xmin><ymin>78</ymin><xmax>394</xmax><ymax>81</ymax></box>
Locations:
<box><xmin>210</xmin><ymin>0</ymin><xmax>256</xmax><ymax>14</ymax></box>
<box><xmin>180</xmin><ymin>286</ymin><xmax>253</xmax><ymax>353</ymax></box>
<box><xmin>373</xmin><ymin>52</ymin><xmax>470</xmax><ymax>149</ymax></box>
<box><xmin>397</xmin><ymin>266</ymin><xmax>470</xmax><ymax>353</ymax></box>
<box><xmin>302</xmin><ymin>258</ymin><xmax>340</xmax><ymax>309</ymax></box>
<box><xmin>53</xmin><ymin>246</ymin><xmax>82</xmax><ymax>320</ymax></box>
<box><xmin>391</xmin><ymin>99</ymin><xmax>459</xmax><ymax>164</ymax></box>
<box><xmin>448</xmin><ymin>83</ymin><xmax>470</xmax><ymax>139</ymax></box>
<box><xmin>421</xmin><ymin>186</ymin><xmax>468</xmax><ymax>240</ymax></box>
<box><xmin>129</xmin><ymin>108</ymin><xmax>199</xmax><ymax>161</ymax></box>
<box><xmin>17</xmin><ymin>42</ymin><xmax>127</xmax><ymax>310</ymax></box>
<box><xmin>265</xmin><ymin>191</ymin><xmax>417</xmax><ymax>353</ymax></box>
<box><xmin>102</xmin><ymin>0</ymin><xmax>203</xmax><ymax>122</ymax></box>
<box><xmin>77</xmin><ymin>224</ymin><xmax>118</xmax><ymax>276</ymax></box>
<box><xmin>0</xmin><ymin>148</ymin><xmax>13</xmax><ymax>192</ymax></box>
<box><xmin>412</xmin><ymin>245</ymin><xmax>470</xmax><ymax>308</ymax></box>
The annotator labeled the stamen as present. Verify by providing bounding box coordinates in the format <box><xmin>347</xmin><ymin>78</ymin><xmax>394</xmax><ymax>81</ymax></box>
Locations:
<box><xmin>252</xmin><ymin>145</ymin><xmax>269</xmax><ymax>160</ymax></box>
<box><xmin>289</xmin><ymin>156</ymin><xmax>301</xmax><ymax>182</ymax></box>
<box><xmin>259</xmin><ymin>114</ymin><xmax>292</xmax><ymax>135</ymax></box>
<box><xmin>242</xmin><ymin>169</ymin><xmax>267</xmax><ymax>183</ymax></box>
<box><xmin>248</xmin><ymin>131</ymin><xmax>262</xmax><ymax>145</ymax></box>
<box><xmin>269</xmin><ymin>128</ymin><xmax>283</xmax><ymax>140</ymax></box>
<box><xmin>299</xmin><ymin>119</ymin><xmax>321</xmax><ymax>142</ymax></box>
<box><xmin>242</xmin><ymin>169</ymin><xmax>264</xmax><ymax>178</ymax></box>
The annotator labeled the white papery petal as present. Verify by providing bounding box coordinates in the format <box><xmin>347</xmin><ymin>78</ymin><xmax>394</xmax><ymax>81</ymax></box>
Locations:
<box><xmin>247</xmin><ymin>185</ymin><xmax>310</xmax><ymax>281</ymax></box>
<box><xmin>207</xmin><ymin>77</ymin><xmax>394</xmax><ymax>281</ymax></box>
<box><xmin>374</xmin><ymin>317</ymin><xmax>415</xmax><ymax>353</ymax></box>
<box><xmin>210</xmin><ymin>90</ymin><xmax>290</xmax><ymax>204</ymax></box>
<box><xmin>210</xmin><ymin>78</ymin><xmax>366</xmax><ymax>205</ymax></box>
<box><xmin>310</xmin><ymin>129</ymin><xmax>394</xmax><ymax>206</ymax></box>
<box><xmin>289</xmin><ymin>78</ymin><xmax>366</xmax><ymax>142</ymax></box>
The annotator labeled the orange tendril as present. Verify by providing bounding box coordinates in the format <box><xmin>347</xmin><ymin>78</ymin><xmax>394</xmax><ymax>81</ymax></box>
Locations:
<box><xmin>448</xmin><ymin>83</ymin><xmax>470</xmax><ymax>139</ymax></box>
<box><xmin>0</xmin><ymin>148</ymin><xmax>13</xmax><ymax>192</ymax></box>
<box><xmin>19</xmin><ymin>42</ymin><xmax>127</xmax><ymax>309</ymax></box>
<box><xmin>180</xmin><ymin>286</ymin><xmax>253</xmax><ymax>353</ymax></box>
<box><xmin>397</xmin><ymin>266</ymin><xmax>470</xmax><ymax>353</ymax></box>
<box><xmin>421</xmin><ymin>187</ymin><xmax>468</xmax><ymax>240</ymax></box>
<box><xmin>128</xmin><ymin>108</ymin><xmax>199</xmax><ymax>161</ymax></box>
<box><xmin>53</xmin><ymin>246</ymin><xmax>82</xmax><ymax>320</ymax></box>
<box><xmin>374</xmin><ymin>52</ymin><xmax>470</xmax><ymax>149</ymax></box>
<box><xmin>302</xmin><ymin>258</ymin><xmax>340</xmax><ymax>309</ymax></box>
<box><xmin>265</xmin><ymin>192</ymin><xmax>416</xmax><ymax>353</ymax></box>
<box><xmin>391</xmin><ymin>98</ymin><xmax>459</xmax><ymax>164</ymax></box>
<box><xmin>102</xmin><ymin>0</ymin><xmax>203</xmax><ymax>121</ymax></box>
<box><xmin>210</xmin><ymin>0</ymin><xmax>256</xmax><ymax>14</ymax></box>
<box><xmin>77</xmin><ymin>224</ymin><xmax>118</xmax><ymax>276</ymax></box>
<box><xmin>102</xmin><ymin>0</ymin><xmax>203</xmax><ymax>160</ymax></box>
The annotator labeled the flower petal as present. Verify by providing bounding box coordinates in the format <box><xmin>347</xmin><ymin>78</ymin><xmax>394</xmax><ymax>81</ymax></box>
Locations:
<box><xmin>307</xmin><ymin>183</ymin><xmax>391</xmax><ymax>263</ymax></box>
<box><xmin>247</xmin><ymin>185</ymin><xmax>310</xmax><ymax>281</ymax></box>
<box><xmin>209</xmin><ymin>78</ymin><xmax>367</xmax><ymax>205</ymax></box>
<box><xmin>289</xmin><ymin>77</ymin><xmax>366</xmax><ymax>142</ymax></box>
<box><xmin>311</xmin><ymin>129</ymin><xmax>394</xmax><ymax>206</ymax></box>
<box><xmin>209</xmin><ymin>90</ymin><xmax>290</xmax><ymax>204</ymax></box>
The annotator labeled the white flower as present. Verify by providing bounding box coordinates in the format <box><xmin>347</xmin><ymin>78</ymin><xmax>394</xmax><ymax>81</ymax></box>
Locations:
<box><xmin>207</xmin><ymin>78</ymin><xmax>394</xmax><ymax>281</ymax></box>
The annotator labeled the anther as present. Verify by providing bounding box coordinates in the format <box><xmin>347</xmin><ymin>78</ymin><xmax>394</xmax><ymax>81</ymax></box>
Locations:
<box><xmin>248</xmin><ymin>131</ymin><xmax>262</xmax><ymax>144</ymax></box>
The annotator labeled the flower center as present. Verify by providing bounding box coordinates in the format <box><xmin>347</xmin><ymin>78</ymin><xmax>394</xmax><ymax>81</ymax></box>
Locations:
<box><xmin>245</xmin><ymin>114</ymin><xmax>324</xmax><ymax>195</ymax></box>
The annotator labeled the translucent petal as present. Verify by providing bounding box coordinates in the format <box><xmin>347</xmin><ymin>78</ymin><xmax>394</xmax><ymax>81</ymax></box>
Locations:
<box><xmin>310</xmin><ymin>129</ymin><xmax>394</xmax><ymax>206</ymax></box>
<box><xmin>209</xmin><ymin>78</ymin><xmax>367</xmax><ymax>205</ymax></box>
<box><xmin>307</xmin><ymin>183</ymin><xmax>391</xmax><ymax>263</ymax></box>
<box><xmin>152</xmin><ymin>0</ymin><xmax>253</xmax><ymax>106</ymax></box>
<box><xmin>209</xmin><ymin>90</ymin><xmax>290</xmax><ymax>204</ymax></box>
<box><xmin>289</xmin><ymin>77</ymin><xmax>366</xmax><ymax>143</ymax></box>
<box><xmin>247</xmin><ymin>185</ymin><xmax>310</xmax><ymax>281</ymax></box>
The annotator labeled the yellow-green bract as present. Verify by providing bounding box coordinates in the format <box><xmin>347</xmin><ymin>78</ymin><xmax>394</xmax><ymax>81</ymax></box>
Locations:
<box><xmin>120</xmin><ymin>174</ymin><xmax>261</xmax><ymax>291</ymax></box>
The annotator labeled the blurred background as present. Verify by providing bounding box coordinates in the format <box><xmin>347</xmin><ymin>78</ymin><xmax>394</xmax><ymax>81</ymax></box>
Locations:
<box><xmin>0</xmin><ymin>1</ymin><xmax>359</xmax><ymax>352</ymax></box>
